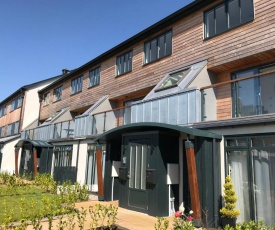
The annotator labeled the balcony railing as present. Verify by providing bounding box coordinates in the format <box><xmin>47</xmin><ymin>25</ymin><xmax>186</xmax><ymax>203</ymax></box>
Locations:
<box><xmin>21</xmin><ymin>120</ymin><xmax>75</xmax><ymax>141</ymax></box>
<box><xmin>201</xmin><ymin>68</ymin><xmax>275</xmax><ymax>122</ymax></box>
<box><xmin>21</xmin><ymin>88</ymin><xmax>201</xmax><ymax>141</ymax></box>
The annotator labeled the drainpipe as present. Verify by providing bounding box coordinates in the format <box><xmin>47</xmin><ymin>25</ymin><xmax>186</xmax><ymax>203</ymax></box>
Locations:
<box><xmin>212</xmin><ymin>139</ymin><xmax>218</xmax><ymax>228</ymax></box>
<box><xmin>76</xmin><ymin>139</ymin><xmax>80</xmax><ymax>181</ymax></box>
<box><xmin>37</xmin><ymin>94</ymin><xmax>43</xmax><ymax>127</ymax></box>
<box><xmin>201</xmin><ymin>90</ymin><xmax>206</xmax><ymax>121</ymax></box>
<box><xmin>19</xmin><ymin>91</ymin><xmax>25</xmax><ymax>133</ymax></box>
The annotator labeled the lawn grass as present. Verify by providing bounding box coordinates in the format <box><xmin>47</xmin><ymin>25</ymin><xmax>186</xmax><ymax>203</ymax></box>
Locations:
<box><xmin>0</xmin><ymin>185</ymin><xmax>59</xmax><ymax>223</ymax></box>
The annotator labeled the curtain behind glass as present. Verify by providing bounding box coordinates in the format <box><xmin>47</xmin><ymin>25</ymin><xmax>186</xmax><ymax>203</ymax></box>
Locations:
<box><xmin>228</xmin><ymin>151</ymin><xmax>251</xmax><ymax>223</ymax></box>
<box><xmin>252</xmin><ymin>149</ymin><xmax>275</xmax><ymax>225</ymax></box>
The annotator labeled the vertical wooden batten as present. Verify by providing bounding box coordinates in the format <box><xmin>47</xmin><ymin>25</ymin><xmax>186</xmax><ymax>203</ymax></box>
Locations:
<box><xmin>185</xmin><ymin>139</ymin><xmax>201</xmax><ymax>226</ymax></box>
<box><xmin>96</xmin><ymin>144</ymin><xmax>104</xmax><ymax>201</ymax></box>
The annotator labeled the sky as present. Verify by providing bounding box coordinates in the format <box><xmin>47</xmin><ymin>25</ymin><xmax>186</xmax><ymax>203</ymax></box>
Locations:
<box><xmin>0</xmin><ymin>0</ymin><xmax>193</xmax><ymax>102</ymax></box>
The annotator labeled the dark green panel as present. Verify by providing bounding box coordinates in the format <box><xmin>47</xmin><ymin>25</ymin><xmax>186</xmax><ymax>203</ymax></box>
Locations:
<box><xmin>154</xmin><ymin>132</ymin><xmax>179</xmax><ymax>217</ymax></box>
<box><xmin>0</xmin><ymin>152</ymin><xmax>2</xmax><ymax>170</ymax></box>
<box><xmin>194</xmin><ymin>137</ymin><xmax>221</xmax><ymax>228</ymax></box>
<box><xmin>39</xmin><ymin>147</ymin><xmax>53</xmax><ymax>174</ymax></box>
<box><xmin>53</xmin><ymin>166</ymin><xmax>77</xmax><ymax>183</ymax></box>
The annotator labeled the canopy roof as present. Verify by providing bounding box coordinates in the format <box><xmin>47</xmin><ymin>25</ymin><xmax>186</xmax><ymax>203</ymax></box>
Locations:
<box><xmin>15</xmin><ymin>139</ymin><xmax>53</xmax><ymax>148</ymax></box>
<box><xmin>94</xmin><ymin>122</ymin><xmax>222</xmax><ymax>142</ymax></box>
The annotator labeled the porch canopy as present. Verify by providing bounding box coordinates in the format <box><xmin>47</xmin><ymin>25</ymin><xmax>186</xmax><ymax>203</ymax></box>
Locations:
<box><xmin>15</xmin><ymin>139</ymin><xmax>53</xmax><ymax>148</ymax></box>
<box><xmin>93</xmin><ymin>122</ymin><xmax>222</xmax><ymax>226</ymax></box>
<box><xmin>93</xmin><ymin>122</ymin><xmax>222</xmax><ymax>142</ymax></box>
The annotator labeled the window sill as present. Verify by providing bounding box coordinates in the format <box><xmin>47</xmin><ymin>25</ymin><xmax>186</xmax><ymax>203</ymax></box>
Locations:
<box><xmin>115</xmin><ymin>70</ymin><xmax>132</xmax><ymax>78</ymax></box>
<box><xmin>203</xmin><ymin>19</ymin><xmax>254</xmax><ymax>41</ymax></box>
<box><xmin>88</xmin><ymin>84</ymin><xmax>99</xmax><ymax>89</ymax></box>
<box><xmin>143</xmin><ymin>54</ymin><xmax>172</xmax><ymax>67</ymax></box>
<box><xmin>70</xmin><ymin>91</ymin><xmax>82</xmax><ymax>96</ymax></box>
<box><xmin>53</xmin><ymin>99</ymin><xmax>62</xmax><ymax>104</ymax></box>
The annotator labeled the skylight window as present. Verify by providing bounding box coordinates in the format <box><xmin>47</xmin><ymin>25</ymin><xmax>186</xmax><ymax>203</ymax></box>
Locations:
<box><xmin>156</xmin><ymin>68</ymin><xmax>191</xmax><ymax>91</ymax></box>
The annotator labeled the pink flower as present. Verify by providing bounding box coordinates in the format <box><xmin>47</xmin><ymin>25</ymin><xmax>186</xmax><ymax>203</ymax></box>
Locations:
<box><xmin>174</xmin><ymin>211</ymin><xmax>182</xmax><ymax>218</ymax></box>
<box><xmin>187</xmin><ymin>216</ymin><xmax>193</xmax><ymax>222</ymax></box>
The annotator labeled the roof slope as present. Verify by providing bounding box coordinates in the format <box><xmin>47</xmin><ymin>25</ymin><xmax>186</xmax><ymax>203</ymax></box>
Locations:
<box><xmin>39</xmin><ymin>0</ymin><xmax>214</xmax><ymax>93</ymax></box>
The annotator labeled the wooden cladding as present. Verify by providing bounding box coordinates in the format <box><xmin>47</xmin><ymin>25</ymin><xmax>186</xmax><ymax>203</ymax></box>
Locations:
<box><xmin>39</xmin><ymin>0</ymin><xmax>275</xmax><ymax>122</ymax></box>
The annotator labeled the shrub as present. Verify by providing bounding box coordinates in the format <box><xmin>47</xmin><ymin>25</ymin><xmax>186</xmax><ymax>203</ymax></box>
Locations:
<box><xmin>220</xmin><ymin>175</ymin><xmax>240</xmax><ymax>219</ymax></box>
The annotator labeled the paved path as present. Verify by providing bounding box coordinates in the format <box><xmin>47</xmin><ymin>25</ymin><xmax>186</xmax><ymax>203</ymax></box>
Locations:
<box><xmin>25</xmin><ymin>200</ymin><xmax>174</xmax><ymax>230</ymax></box>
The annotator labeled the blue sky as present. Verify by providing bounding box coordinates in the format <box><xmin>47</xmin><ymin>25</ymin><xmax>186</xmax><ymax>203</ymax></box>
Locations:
<box><xmin>0</xmin><ymin>0</ymin><xmax>193</xmax><ymax>102</ymax></box>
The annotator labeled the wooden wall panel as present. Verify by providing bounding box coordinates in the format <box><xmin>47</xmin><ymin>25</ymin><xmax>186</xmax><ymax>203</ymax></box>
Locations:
<box><xmin>39</xmin><ymin>0</ymin><xmax>275</xmax><ymax>121</ymax></box>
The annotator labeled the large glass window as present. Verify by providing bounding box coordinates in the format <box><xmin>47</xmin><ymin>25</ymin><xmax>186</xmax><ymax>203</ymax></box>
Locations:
<box><xmin>0</xmin><ymin>104</ymin><xmax>7</xmax><ymax>117</ymax></box>
<box><xmin>53</xmin><ymin>86</ymin><xmax>62</xmax><ymax>101</ymax></box>
<box><xmin>232</xmin><ymin>64</ymin><xmax>275</xmax><ymax>117</ymax></box>
<box><xmin>204</xmin><ymin>0</ymin><xmax>254</xmax><ymax>38</ymax></box>
<box><xmin>225</xmin><ymin>136</ymin><xmax>275</xmax><ymax>225</ymax></box>
<box><xmin>43</xmin><ymin>93</ymin><xmax>50</xmax><ymax>106</ymax></box>
<box><xmin>10</xmin><ymin>95</ymin><xmax>23</xmax><ymax>112</ymax></box>
<box><xmin>71</xmin><ymin>76</ymin><xmax>83</xmax><ymax>94</ymax></box>
<box><xmin>116</xmin><ymin>51</ymin><xmax>132</xmax><ymax>76</ymax></box>
<box><xmin>7</xmin><ymin>121</ymin><xmax>19</xmax><ymax>136</ymax></box>
<box><xmin>0</xmin><ymin>126</ymin><xmax>5</xmax><ymax>137</ymax></box>
<box><xmin>89</xmin><ymin>67</ymin><xmax>100</xmax><ymax>87</ymax></box>
<box><xmin>144</xmin><ymin>30</ymin><xmax>172</xmax><ymax>64</ymax></box>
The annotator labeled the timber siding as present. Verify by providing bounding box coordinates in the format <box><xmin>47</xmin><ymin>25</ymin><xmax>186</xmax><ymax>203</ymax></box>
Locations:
<box><xmin>0</xmin><ymin>96</ymin><xmax>22</xmax><ymax>136</ymax></box>
<box><xmin>39</xmin><ymin>0</ymin><xmax>275</xmax><ymax>121</ymax></box>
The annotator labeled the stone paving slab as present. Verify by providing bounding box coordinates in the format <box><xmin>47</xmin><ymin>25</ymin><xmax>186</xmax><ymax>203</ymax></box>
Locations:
<box><xmin>25</xmin><ymin>200</ymin><xmax>174</xmax><ymax>230</ymax></box>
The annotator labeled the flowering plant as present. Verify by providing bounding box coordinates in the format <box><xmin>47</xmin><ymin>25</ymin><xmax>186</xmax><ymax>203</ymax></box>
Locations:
<box><xmin>173</xmin><ymin>206</ymin><xmax>195</xmax><ymax>230</ymax></box>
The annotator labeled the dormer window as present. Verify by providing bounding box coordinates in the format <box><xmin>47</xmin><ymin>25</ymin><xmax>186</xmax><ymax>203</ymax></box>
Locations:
<box><xmin>155</xmin><ymin>68</ymin><xmax>191</xmax><ymax>92</ymax></box>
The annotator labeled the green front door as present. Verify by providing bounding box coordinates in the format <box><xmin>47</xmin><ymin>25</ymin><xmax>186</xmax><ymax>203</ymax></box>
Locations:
<box><xmin>126</xmin><ymin>142</ymin><xmax>148</xmax><ymax>212</ymax></box>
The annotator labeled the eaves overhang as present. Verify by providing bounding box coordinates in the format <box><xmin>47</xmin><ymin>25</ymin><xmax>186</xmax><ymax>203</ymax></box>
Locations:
<box><xmin>192</xmin><ymin>114</ymin><xmax>275</xmax><ymax>129</ymax></box>
<box><xmin>0</xmin><ymin>75</ymin><xmax>62</xmax><ymax>105</ymax></box>
<box><xmin>93</xmin><ymin>122</ymin><xmax>222</xmax><ymax>142</ymax></box>
<box><xmin>38</xmin><ymin>0</ymin><xmax>214</xmax><ymax>94</ymax></box>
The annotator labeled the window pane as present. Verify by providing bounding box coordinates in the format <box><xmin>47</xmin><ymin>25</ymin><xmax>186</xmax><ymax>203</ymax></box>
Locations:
<box><xmin>157</xmin><ymin>68</ymin><xmax>191</xmax><ymax>91</ymax></box>
<box><xmin>129</xmin><ymin>146</ymin><xmax>135</xmax><ymax>188</ymax></box>
<box><xmin>227</xmin><ymin>150</ymin><xmax>251</xmax><ymax>222</ymax></box>
<box><xmin>158</xmin><ymin>34</ymin><xmax>165</xmax><ymax>58</ymax></box>
<box><xmin>144</xmin><ymin>42</ymin><xmax>150</xmax><ymax>64</ymax></box>
<box><xmin>150</xmin><ymin>39</ymin><xmax>157</xmax><ymax>62</ymax></box>
<box><xmin>216</xmin><ymin>4</ymin><xmax>227</xmax><ymax>34</ymax></box>
<box><xmin>252</xmin><ymin>149</ymin><xmax>275</xmax><ymax>225</ymax></box>
<box><xmin>234</xmin><ymin>69</ymin><xmax>259</xmax><ymax>117</ymax></box>
<box><xmin>165</xmin><ymin>31</ymin><xmax>172</xmax><ymax>56</ymax></box>
<box><xmin>141</xmin><ymin>145</ymin><xmax>147</xmax><ymax>190</ymax></box>
<box><xmin>258</xmin><ymin>66</ymin><xmax>275</xmax><ymax>114</ymax></box>
<box><xmin>135</xmin><ymin>145</ymin><xmax>141</xmax><ymax>189</ymax></box>
<box><xmin>124</xmin><ymin>53</ymin><xmax>128</xmax><ymax>73</ymax></box>
<box><xmin>128</xmin><ymin>52</ymin><xmax>132</xmax><ymax>72</ymax></box>
<box><xmin>205</xmin><ymin>9</ymin><xmax>215</xmax><ymax>38</ymax></box>
<box><xmin>240</xmin><ymin>0</ymin><xmax>254</xmax><ymax>23</ymax></box>
<box><xmin>228</xmin><ymin>0</ymin><xmax>240</xmax><ymax>28</ymax></box>
<box><xmin>116</xmin><ymin>57</ymin><xmax>121</xmax><ymax>75</ymax></box>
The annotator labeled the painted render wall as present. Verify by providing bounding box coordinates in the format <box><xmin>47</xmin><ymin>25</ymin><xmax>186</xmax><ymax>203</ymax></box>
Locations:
<box><xmin>0</xmin><ymin>138</ymin><xmax>20</xmax><ymax>173</ymax></box>
<box><xmin>22</xmin><ymin>82</ymin><xmax>54</xmax><ymax>130</ymax></box>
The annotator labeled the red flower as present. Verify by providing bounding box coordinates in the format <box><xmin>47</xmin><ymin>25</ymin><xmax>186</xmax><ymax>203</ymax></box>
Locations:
<box><xmin>174</xmin><ymin>211</ymin><xmax>182</xmax><ymax>218</ymax></box>
<box><xmin>187</xmin><ymin>216</ymin><xmax>193</xmax><ymax>222</ymax></box>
